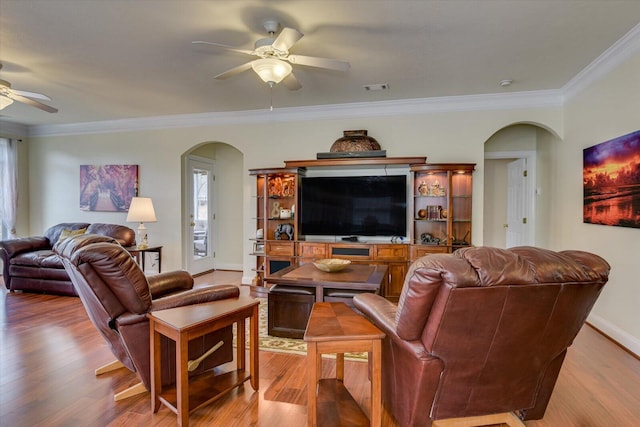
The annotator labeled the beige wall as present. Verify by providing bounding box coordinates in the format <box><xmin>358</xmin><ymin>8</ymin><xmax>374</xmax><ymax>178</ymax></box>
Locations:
<box><xmin>555</xmin><ymin>53</ymin><xmax>640</xmax><ymax>353</ymax></box>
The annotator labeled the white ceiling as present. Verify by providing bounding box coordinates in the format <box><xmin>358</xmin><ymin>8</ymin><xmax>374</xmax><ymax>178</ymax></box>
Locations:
<box><xmin>1</xmin><ymin>0</ymin><xmax>639</xmax><ymax>128</ymax></box>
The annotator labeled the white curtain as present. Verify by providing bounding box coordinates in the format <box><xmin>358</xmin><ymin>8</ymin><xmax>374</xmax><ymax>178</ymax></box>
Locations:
<box><xmin>0</xmin><ymin>138</ymin><xmax>18</xmax><ymax>239</ymax></box>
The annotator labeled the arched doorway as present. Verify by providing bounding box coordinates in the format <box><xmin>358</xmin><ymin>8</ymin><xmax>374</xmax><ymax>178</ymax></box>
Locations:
<box><xmin>181</xmin><ymin>142</ymin><xmax>244</xmax><ymax>275</ymax></box>
<box><xmin>483</xmin><ymin>124</ymin><xmax>556</xmax><ymax>248</ymax></box>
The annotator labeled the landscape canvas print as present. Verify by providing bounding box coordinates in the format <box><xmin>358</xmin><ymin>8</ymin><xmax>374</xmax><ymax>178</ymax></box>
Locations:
<box><xmin>80</xmin><ymin>165</ymin><xmax>138</xmax><ymax>212</ymax></box>
<box><xmin>583</xmin><ymin>130</ymin><xmax>640</xmax><ymax>228</ymax></box>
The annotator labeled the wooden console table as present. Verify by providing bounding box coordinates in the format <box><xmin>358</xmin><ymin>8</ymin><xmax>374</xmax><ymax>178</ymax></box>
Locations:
<box><xmin>304</xmin><ymin>302</ymin><xmax>385</xmax><ymax>426</ymax></box>
<box><xmin>148</xmin><ymin>296</ymin><xmax>259</xmax><ymax>427</ymax></box>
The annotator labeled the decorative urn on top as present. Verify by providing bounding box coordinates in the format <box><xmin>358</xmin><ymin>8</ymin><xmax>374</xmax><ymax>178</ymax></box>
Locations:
<box><xmin>330</xmin><ymin>130</ymin><xmax>381</xmax><ymax>152</ymax></box>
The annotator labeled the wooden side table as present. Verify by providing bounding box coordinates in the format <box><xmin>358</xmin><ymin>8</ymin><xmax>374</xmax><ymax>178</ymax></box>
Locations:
<box><xmin>304</xmin><ymin>302</ymin><xmax>385</xmax><ymax>427</ymax></box>
<box><xmin>148</xmin><ymin>296</ymin><xmax>259</xmax><ymax>427</ymax></box>
<box><xmin>126</xmin><ymin>245</ymin><xmax>162</xmax><ymax>273</ymax></box>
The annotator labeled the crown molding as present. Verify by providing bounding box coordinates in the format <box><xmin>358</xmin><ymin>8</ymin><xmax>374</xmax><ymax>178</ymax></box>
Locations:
<box><xmin>26</xmin><ymin>90</ymin><xmax>563</xmax><ymax>138</ymax></box>
<box><xmin>563</xmin><ymin>22</ymin><xmax>640</xmax><ymax>101</ymax></box>
<box><xmin>0</xmin><ymin>121</ymin><xmax>29</xmax><ymax>138</ymax></box>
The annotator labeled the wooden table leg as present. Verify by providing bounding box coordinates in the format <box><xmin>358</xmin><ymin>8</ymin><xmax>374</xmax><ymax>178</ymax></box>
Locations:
<box><xmin>250</xmin><ymin>303</ymin><xmax>259</xmax><ymax>390</ymax></box>
<box><xmin>370</xmin><ymin>339</ymin><xmax>382</xmax><ymax>427</ymax></box>
<box><xmin>237</xmin><ymin>317</ymin><xmax>246</xmax><ymax>372</ymax></box>
<box><xmin>336</xmin><ymin>353</ymin><xmax>345</xmax><ymax>382</ymax></box>
<box><xmin>150</xmin><ymin>323</ymin><xmax>161</xmax><ymax>413</ymax></box>
<box><xmin>176</xmin><ymin>334</ymin><xmax>190</xmax><ymax>427</ymax></box>
<box><xmin>307</xmin><ymin>341</ymin><xmax>318</xmax><ymax>427</ymax></box>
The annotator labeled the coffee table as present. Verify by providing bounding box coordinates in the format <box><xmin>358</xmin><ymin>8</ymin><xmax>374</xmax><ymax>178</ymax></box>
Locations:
<box><xmin>148</xmin><ymin>296</ymin><xmax>259</xmax><ymax>427</ymax></box>
<box><xmin>265</xmin><ymin>262</ymin><xmax>388</xmax><ymax>302</ymax></box>
<box><xmin>304</xmin><ymin>302</ymin><xmax>385</xmax><ymax>426</ymax></box>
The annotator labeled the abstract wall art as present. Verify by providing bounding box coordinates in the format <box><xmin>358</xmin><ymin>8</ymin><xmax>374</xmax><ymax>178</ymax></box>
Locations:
<box><xmin>80</xmin><ymin>164</ymin><xmax>139</xmax><ymax>212</ymax></box>
<box><xmin>583</xmin><ymin>130</ymin><xmax>640</xmax><ymax>228</ymax></box>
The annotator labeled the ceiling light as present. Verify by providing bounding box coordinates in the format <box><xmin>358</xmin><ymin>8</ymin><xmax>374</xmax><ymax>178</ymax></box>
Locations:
<box><xmin>0</xmin><ymin>95</ymin><xmax>13</xmax><ymax>110</ymax></box>
<box><xmin>251</xmin><ymin>58</ymin><xmax>292</xmax><ymax>85</ymax></box>
<box><xmin>499</xmin><ymin>79</ymin><xmax>513</xmax><ymax>87</ymax></box>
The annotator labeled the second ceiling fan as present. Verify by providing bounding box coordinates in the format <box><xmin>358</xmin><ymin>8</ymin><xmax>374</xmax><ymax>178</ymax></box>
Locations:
<box><xmin>193</xmin><ymin>20</ymin><xmax>350</xmax><ymax>90</ymax></box>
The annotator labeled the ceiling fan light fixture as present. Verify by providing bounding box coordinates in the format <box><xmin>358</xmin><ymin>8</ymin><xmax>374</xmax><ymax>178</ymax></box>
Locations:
<box><xmin>251</xmin><ymin>58</ymin><xmax>292</xmax><ymax>85</ymax></box>
<box><xmin>0</xmin><ymin>95</ymin><xmax>14</xmax><ymax>110</ymax></box>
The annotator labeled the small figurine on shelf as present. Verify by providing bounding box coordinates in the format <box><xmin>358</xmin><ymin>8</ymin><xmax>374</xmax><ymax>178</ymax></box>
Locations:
<box><xmin>418</xmin><ymin>181</ymin><xmax>429</xmax><ymax>196</ymax></box>
<box><xmin>274</xmin><ymin>223</ymin><xmax>294</xmax><ymax>240</ymax></box>
<box><xmin>270</xmin><ymin>201</ymin><xmax>281</xmax><ymax>219</ymax></box>
<box><xmin>428</xmin><ymin>180</ymin><xmax>446</xmax><ymax>196</ymax></box>
<box><xmin>251</xmin><ymin>273</ymin><xmax>263</xmax><ymax>287</ymax></box>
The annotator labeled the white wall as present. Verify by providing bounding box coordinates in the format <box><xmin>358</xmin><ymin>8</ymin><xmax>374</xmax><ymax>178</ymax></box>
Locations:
<box><xmin>554</xmin><ymin>52</ymin><xmax>640</xmax><ymax>355</ymax></box>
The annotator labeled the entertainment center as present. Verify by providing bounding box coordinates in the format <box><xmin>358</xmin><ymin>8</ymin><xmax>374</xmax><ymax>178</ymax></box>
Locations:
<box><xmin>249</xmin><ymin>157</ymin><xmax>475</xmax><ymax>301</ymax></box>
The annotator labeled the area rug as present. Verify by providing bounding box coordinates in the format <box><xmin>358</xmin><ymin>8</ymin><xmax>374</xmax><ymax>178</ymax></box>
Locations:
<box><xmin>234</xmin><ymin>298</ymin><xmax>367</xmax><ymax>361</ymax></box>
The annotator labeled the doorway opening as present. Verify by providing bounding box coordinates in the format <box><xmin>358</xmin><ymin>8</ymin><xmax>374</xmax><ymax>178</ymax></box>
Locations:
<box><xmin>483</xmin><ymin>124</ymin><xmax>554</xmax><ymax>248</ymax></box>
<box><xmin>181</xmin><ymin>142</ymin><xmax>244</xmax><ymax>275</ymax></box>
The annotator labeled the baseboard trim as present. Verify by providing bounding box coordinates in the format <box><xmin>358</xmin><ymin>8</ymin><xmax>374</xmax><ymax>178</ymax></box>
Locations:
<box><xmin>587</xmin><ymin>313</ymin><xmax>640</xmax><ymax>358</ymax></box>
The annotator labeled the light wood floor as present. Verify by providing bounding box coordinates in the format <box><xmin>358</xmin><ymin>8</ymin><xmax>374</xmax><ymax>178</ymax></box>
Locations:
<box><xmin>1</xmin><ymin>271</ymin><xmax>639</xmax><ymax>426</ymax></box>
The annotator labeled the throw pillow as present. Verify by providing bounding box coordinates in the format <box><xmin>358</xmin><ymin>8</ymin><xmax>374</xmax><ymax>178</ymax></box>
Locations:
<box><xmin>57</xmin><ymin>227</ymin><xmax>87</xmax><ymax>244</ymax></box>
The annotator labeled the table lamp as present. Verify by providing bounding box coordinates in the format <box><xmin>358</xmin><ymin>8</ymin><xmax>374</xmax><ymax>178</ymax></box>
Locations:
<box><xmin>126</xmin><ymin>197</ymin><xmax>157</xmax><ymax>249</ymax></box>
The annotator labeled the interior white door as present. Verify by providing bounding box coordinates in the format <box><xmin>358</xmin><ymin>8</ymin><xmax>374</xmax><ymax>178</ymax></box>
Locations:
<box><xmin>506</xmin><ymin>158</ymin><xmax>527</xmax><ymax>248</ymax></box>
<box><xmin>185</xmin><ymin>156</ymin><xmax>216</xmax><ymax>275</ymax></box>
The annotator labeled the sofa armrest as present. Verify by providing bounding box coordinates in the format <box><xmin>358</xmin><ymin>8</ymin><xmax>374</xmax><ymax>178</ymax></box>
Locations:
<box><xmin>149</xmin><ymin>284</ymin><xmax>240</xmax><ymax>312</ymax></box>
<box><xmin>0</xmin><ymin>236</ymin><xmax>50</xmax><ymax>259</ymax></box>
<box><xmin>147</xmin><ymin>270</ymin><xmax>194</xmax><ymax>299</ymax></box>
<box><xmin>353</xmin><ymin>293</ymin><xmax>398</xmax><ymax>333</ymax></box>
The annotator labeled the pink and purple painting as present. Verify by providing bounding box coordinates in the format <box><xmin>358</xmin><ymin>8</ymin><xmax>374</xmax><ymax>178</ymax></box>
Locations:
<box><xmin>583</xmin><ymin>130</ymin><xmax>640</xmax><ymax>228</ymax></box>
<box><xmin>80</xmin><ymin>165</ymin><xmax>138</xmax><ymax>212</ymax></box>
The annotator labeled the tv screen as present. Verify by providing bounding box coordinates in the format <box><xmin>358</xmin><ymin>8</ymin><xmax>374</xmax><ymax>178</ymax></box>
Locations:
<box><xmin>300</xmin><ymin>175</ymin><xmax>407</xmax><ymax>237</ymax></box>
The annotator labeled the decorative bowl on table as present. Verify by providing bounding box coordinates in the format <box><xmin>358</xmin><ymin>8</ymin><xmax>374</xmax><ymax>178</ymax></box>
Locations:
<box><xmin>312</xmin><ymin>258</ymin><xmax>351</xmax><ymax>273</ymax></box>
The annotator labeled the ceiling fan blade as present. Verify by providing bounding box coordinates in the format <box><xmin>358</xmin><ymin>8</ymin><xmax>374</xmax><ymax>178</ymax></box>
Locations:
<box><xmin>12</xmin><ymin>89</ymin><xmax>51</xmax><ymax>101</ymax></box>
<box><xmin>282</xmin><ymin>73</ymin><xmax>302</xmax><ymax>91</ymax></box>
<box><xmin>8</xmin><ymin>93</ymin><xmax>58</xmax><ymax>113</ymax></box>
<box><xmin>286</xmin><ymin>54</ymin><xmax>350</xmax><ymax>71</ymax></box>
<box><xmin>192</xmin><ymin>41</ymin><xmax>255</xmax><ymax>56</ymax></box>
<box><xmin>214</xmin><ymin>61</ymin><xmax>256</xmax><ymax>80</ymax></box>
<box><xmin>272</xmin><ymin>27</ymin><xmax>303</xmax><ymax>52</ymax></box>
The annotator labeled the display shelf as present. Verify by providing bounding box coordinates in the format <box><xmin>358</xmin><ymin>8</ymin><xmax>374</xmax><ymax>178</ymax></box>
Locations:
<box><xmin>410</xmin><ymin>163</ymin><xmax>475</xmax><ymax>257</ymax></box>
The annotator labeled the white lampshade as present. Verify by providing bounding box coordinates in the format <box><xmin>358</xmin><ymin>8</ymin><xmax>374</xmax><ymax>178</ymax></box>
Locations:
<box><xmin>126</xmin><ymin>197</ymin><xmax>157</xmax><ymax>222</ymax></box>
<box><xmin>251</xmin><ymin>58</ymin><xmax>292</xmax><ymax>84</ymax></box>
<box><xmin>0</xmin><ymin>95</ymin><xmax>14</xmax><ymax>110</ymax></box>
<box><xmin>126</xmin><ymin>197</ymin><xmax>157</xmax><ymax>249</ymax></box>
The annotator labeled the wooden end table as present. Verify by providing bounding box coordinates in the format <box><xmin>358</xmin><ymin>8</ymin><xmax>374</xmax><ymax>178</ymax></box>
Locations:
<box><xmin>304</xmin><ymin>302</ymin><xmax>385</xmax><ymax>427</ymax></box>
<box><xmin>125</xmin><ymin>245</ymin><xmax>162</xmax><ymax>273</ymax></box>
<box><xmin>148</xmin><ymin>296</ymin><xmax>259</xmax><ymax>427</ymax></box>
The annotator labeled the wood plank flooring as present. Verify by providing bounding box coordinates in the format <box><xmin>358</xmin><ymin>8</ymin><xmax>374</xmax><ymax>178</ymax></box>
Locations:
<box><xmin>1</xmin><ymin>271</ymin><xmax>639</xmax><ymax>426</ymax></box>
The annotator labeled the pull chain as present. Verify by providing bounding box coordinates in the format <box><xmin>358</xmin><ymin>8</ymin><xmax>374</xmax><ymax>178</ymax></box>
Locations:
<box><xmin>269</xmin><ymin>81</ymin><xmax>274</xmax><ymax>111</ymax></box>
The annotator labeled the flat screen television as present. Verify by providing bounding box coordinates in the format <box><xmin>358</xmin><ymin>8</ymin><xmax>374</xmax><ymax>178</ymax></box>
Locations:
<box><xmin>300</xmin><ymin>175</ymin><xmax>407</xmax><ymax>237</ymax></box>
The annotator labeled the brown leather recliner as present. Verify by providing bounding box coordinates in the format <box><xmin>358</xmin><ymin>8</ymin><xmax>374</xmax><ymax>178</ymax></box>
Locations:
<box><xmin>353</xmin><ymin>246</ymin><xmax>610</xmax><ymax>427</ymax></box>
<box><xmin>54</xmin><ymin>234</ymin><xmax>241</xmax><ymax>399</ymax></box>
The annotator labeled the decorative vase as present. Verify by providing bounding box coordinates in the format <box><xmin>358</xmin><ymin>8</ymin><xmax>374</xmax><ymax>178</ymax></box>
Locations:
<box><xmin>330</xmin><ymin>130</ymin><xmax>381</xmax><ymax>152</ymax></box>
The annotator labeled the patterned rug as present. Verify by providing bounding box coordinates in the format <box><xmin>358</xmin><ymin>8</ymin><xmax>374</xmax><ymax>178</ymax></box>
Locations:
<box><xmin>234</xmin><ymin>298</ymin><xmax>367</xmax><ymax>361</ymax></box>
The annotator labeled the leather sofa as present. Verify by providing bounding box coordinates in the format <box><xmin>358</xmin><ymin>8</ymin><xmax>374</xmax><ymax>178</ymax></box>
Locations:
<box><xmin>0</xmin><ymin>222</ymin><xmax>135</xmax><ymax>296</ymax></box>
<box><xmin>353</xmin><ymin>246</ymin><xmax>610</xmax><ymax>426</ymax></box>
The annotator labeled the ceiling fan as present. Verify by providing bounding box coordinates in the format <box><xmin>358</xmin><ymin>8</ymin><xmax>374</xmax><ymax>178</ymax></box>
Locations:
<box><xmin>193</xmin><ymin>20</ymin><xmax>350</xmax><ymax>90</ymax></box>
<box><xmin>0</xmin><ymin>64</ymin><xmax>58</xmax><ymax>113</ymax></box>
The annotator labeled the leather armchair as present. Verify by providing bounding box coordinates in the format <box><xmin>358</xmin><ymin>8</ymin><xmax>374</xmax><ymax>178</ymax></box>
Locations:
<box><xmin>353</xmin><ymin>246</ymin><xmax>610</xmax><ymax>426</ymax></box>
<box><xmin>54</xmin><ymin>234</ymin><xmax>241</xmax><ymax>399</ymax></box>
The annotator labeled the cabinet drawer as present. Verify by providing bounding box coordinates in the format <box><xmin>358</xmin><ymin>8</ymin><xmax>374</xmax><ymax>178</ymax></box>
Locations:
<box><xmin>373</xmin><ymin>244</ymin><xmax>408</xmax><ymax>261</ymax></box>
<box><xmin>266</xmin><ymin>241</ymin><xmax>295</xmax><ymax>256</ymax></box>
<box><xmin>297</xmin><ymin>242</ymin><xmax>328</xmax><ymax>259</ymax></box>
<box><xmin>410</xmin><ymin>245</ymin><xmax>449</xmax><ymax>260</ymax></box>
<box><xmin>328</xmin><ymin>243</ymin><xmax>371</xmax><ymax>259</ymax></box>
